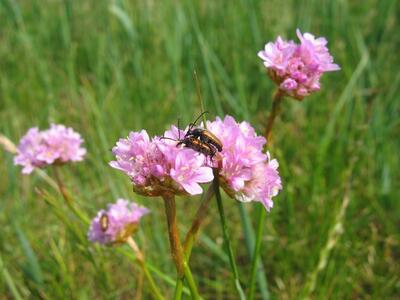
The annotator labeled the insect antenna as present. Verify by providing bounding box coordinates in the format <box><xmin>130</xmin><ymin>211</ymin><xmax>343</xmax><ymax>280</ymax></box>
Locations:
<box><xmin>159</xmin><ymin>136</ymin><xmax>178</xmax><ymax>142</ymax></box>
<box><xmin>190</xmin><ymin>111</ymin><xmax>209</xmax><ymax>130</ymax></box>
<box><xmin>177</xmin><ymin>118</ymin><xmax>181</xmax><ymax>140</ymax></box>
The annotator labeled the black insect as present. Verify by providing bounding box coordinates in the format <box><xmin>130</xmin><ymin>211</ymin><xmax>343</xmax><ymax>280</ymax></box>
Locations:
<box><xmin>161</xmin><ymin>112</ymin><xmax>223</xmax><ymax>160</ymax></box>
<box><xmin>177</xmin><ymin>135</ymin><xmax>217</xmax><ymax>158</ymax></box>
<box><xmin>100</xmin><ymin>213</ymin><xmax>109</xmax><ymax>232</ymax></box>
<box><xmin>184</xmin><ymin>112</ymin><xmax>223</xmax><ymax>152</ymax></box>
<box><xmin>160</xmin><ymin>116</ymin><xmax>218</xmax><ymax>160</ymax></box>
<box><xmin>160</xmin><ymin>132</ymin><xmax>217</xmax><ymax>160</ymax></box>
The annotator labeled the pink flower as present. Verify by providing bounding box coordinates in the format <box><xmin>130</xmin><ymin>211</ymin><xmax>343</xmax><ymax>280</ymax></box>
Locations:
<box><xmin>110</xmin><ymin>130</ymin><xmax>167</xmax><ymax>187</ymax></box>
<box><xmin>110</xmin><ymin>116</ymin><xmax>281</xmax><ymax>210</ymax></box>
<box><xmin>110</xmin><ymin>127</ymin><xmax>214</xmax><ymax>197</ymax></box>
<box><xmin>234</xmin><ymin>157</ymin><xmax>282</xmax><ymax>211</ymax></box>
<box><xmin>296</xmin><ymin>30</ymin><xmax>340</xmax><ymax>72</ymax></box>
<box><xmin>88</xmin><ymin>199</ymin><xmax>149</xmax><ymax>245</ymax></box>
<box><xmin>207</xmin><ymin>116</ymin><xmax>282</xmax><ymax>211</ymax></box>
<box><xmin>170</xmin><ymin>150</ymin><xmax>213</xmax><ymax>195</ymax></box>
<box><xmin>258</xmin><ymin>29</ymin><xmax>340</xmax><ymax>100</ymax></box>
<box><xmin>14</xmin><ymin>124</ymin><xmax>86</xmax><ymax>174</ymax></box>
<box><xmin>258</xmin><ymin>36</ymin><xmax>296</xmax><ymax>75</ymax></box>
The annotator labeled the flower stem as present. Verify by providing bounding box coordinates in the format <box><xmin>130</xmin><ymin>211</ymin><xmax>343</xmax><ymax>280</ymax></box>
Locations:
<box><xmin>247</xmin><ymin>205</ymin><xmax>267</xmax><ymax>300</ymax></box>
<box><xmin>183</xmin><ymin>185</ymin><xmax>215</xmax><ymax>259</ymax></box>
<box><xmin>52</xmin><ymin>166</ymin><xmax>89</xmax><ymax>224</ymax></box>
<box><xmin>183</xmin><ymin>261</ymin><xmax>201</xmax><ymax>300</ymax></box>
<box><xmin>52</xmin><ymin>166</ymin><xmax>71</xmax><ymax>203</ymax></box>
<box><xmin>127</xmin><ymin>237</ymin><xmax>165</xmax><ymax>300</ymax></box>
<box><xmin>163</xmin><ymin>194</ymin><xmax>185</xmax><ymax>276</ymax></box>
<box><xmin>264</xmin><ymin>89</ymin><xmax>284</xmax><ymax>142</ymax></box>
<box><xmin>213</xmin><ymin>169</ymin><xmax>246</xmax><ymax>300</ymax></box>
<box><xmin>172</xmin><ymin>186</ymin><xmax>214</xmax><ymax>299</ymax></box>
<box><xmin>163</xmin><ymin>194</ymin><xmax>201</xmax><ymax>300</ymax></box>
<box><xmin>239</xmin><ymin>204</ymin><xmax>270</xmax><ymax>300</ymax></box>
<box><xmin>172</xmin><ymin>281</ymin><xmax>184</xmax><ymax>300</ymax></box>
<box><xmin>248</xmin><ymin>89</ymin><xmax>284</xmax><ymax>299</ymax></box>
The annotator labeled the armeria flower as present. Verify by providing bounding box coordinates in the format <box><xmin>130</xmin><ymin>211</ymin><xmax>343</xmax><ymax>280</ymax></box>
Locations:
<box><xmin>258</xmin><ymin>29</ymin><xmax>340</xmax><ymax>100</ymax></box>
<box><xmin>234</xmin><ymin>156</ymin><xmax>282</xmax><ymax>211</ymax></box>
<box><xmin>207</xmin><ymin>116</ymin><xmax>282</xmax><ymax>211</ymax></box>
<box><xmin>110</xmin><ymin>127</ymin><xmax>213</xmax><ymax>197</ymax></box>
<box><xmin>169</xmin><ymin>149</ymin><xmax>213</xmax><ymax>195</ymax></box>
<box><xmin>88</xmin><ymin>199</ymin><xmax>149</xmax><ymax>245</ymax></box>
<box><xmin>14</xmin><ymin>124</ymin><xmax>86</xmax><ymax>174</ymax></box>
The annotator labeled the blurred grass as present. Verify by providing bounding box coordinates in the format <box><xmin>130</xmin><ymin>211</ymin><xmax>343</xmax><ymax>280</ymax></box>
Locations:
<box><xmin>0</xmin><ymin>0</ymin><xmax>399</xmax><ymax>299</ymax></box>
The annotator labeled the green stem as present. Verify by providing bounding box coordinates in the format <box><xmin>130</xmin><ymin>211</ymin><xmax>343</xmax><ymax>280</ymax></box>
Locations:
<box><xmin>163</xmin><ymin>194</ymin><xmax>201</xmax><ymax>300</ymax></box>
<box><xmin>264</xmin><ymin>89</ymin><xmax>284</xmax><ymax>142</ymax></box>
<box><xmin>173</xmin><ymin>280</ymin><xmax>184</xmax><ymax>300</ymax></box>
<box><xmin>163</xmin><ymin>195</ymin><xmax>185</xmax><ymax>277</ymax></box>
<box><xmin>52</xmin><ymin>166</ymin><xmax>90</xmax><ymax>224</ymax></box>
<box><xmin>173</xmin><ymin>185</ymin><xmax>215</xmax><ymax>299</ymax></box>
<box><xmin>213</xmin><ymin>169</ymin><xmax>246</xmax><ymax>300</ymax></box>
<box><xmin>247</xmin><ymin>206</ymin><xmax>266</xmax><ymax>300</ymax></box>
<box><xmin>247</xmin><ymin>89</ymin><xmax>284</xmax><ymax>299</ymax></box>
<box><xmin>238</xmin><ymin>204</ymin><xmax>270</xmax><ymax>300</ymax></box>
<box><xmin>117</xmin><ymin>247</ymin><xmax>191</xmax><ymax>296</ymax></box>
<box><xmin>127</xmin><ymin>237</ymin><xmax>164</xmax><ymax>300</ymax></box>
<box><xmin>183</xmin><ymin>185</ymin><xmax>215</xmax><ymax>259</ymax></box>
<box><xmin>183</xmin><ymin>262</ymin><xmax>201</xmax><ymax>300</ymax></box>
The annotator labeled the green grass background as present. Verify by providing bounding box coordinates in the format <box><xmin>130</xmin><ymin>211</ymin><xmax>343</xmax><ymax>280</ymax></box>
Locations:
<box><xmin>1</xmin><ymin>0</ymin><xmax>399</xmax><ymax>299</ymax></box>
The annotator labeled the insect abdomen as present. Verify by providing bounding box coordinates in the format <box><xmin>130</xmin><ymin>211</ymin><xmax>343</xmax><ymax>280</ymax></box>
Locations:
<box><xmin>182</xmin><ymin>137</ymin><xmax>216</xmax><ymax>157</ymax></box>
<box><xmin>200</xmin><ymin>130</ymin><xmax>222</xmax><ymax>152</ymax></box>
<box><xmin>187</xmin><ymin>128</ymin><xmax>223</xmax><ymax>152</ymax></box>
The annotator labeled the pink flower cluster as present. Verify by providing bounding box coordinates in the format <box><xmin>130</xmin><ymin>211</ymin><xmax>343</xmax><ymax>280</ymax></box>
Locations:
<box><xmin>207</xmin><ymin>116</ymin><xmax>282</xmax><ymax>211</ymax></box>
<box><xmin>14</xmin><ymin>124</ymin><xmax>86</xmax><ymax>174</ymax></box>
<box><xmin>111</xmin><ymin>116</ymin><xmax>282</xmax><ymax>211</ymax></box>
<box><xmin>88</xmin><ymin>199</ymin><xmax>149</xmax><ymax>245</ymax></box>
<box><xmin>110</xmin><ymin>129</ymin><xmax>213</xmax><ymax>196</ymax></box>
<box><xmin>258</xmin><ymin>29</ymin><xmax>340</xmax><ymax>100</ymax></box>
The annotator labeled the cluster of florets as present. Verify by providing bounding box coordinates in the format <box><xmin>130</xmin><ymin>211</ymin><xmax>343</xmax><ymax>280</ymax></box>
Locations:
<box><xmin>88</xmin><ymin>199</ymin><xmax>149</xmax><ymax>245</ymax></box>
<box><xmin>258</xmin><ymin>29</ymin><xmax>340</xmax><ymax>100</ymax></box>
<box><xmin>207</xmin><ymin>116</ymin><xmax>282</xmax><ymax>210</ymax></box>
<box><xmin>110</xmin><ymin>115</ymin><xmax>282</xmax><ymax>211</ymax></box>
<box><xmin>110</xmin><ymin>129</ymin><xmax>214</xmax><ymax>196</ymax></box>
<box><xmin>14</xmin><ymin>124</ymin><xmax>86</xmax><ymax>174</ymax></box>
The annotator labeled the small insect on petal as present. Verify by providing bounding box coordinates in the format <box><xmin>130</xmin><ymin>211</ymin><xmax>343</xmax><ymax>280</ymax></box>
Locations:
<box><xmin>160</xmin><ymin>112</ymin><xmax>221</xmax><ymax>161</ymax></box>
<box><xmin>184</xmin><ymin>112</ymin><xmax>223</xmax><ymax>152</ymax></box>
<box><xmin>88</xmin><ymin>199</ymin><xmax>149</xmax><ymax>245</ymax></box>
<box><xmin>100</xmin><ymin>213</ymin><xmax>109</xmax><ymax>232</ymax></box>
